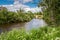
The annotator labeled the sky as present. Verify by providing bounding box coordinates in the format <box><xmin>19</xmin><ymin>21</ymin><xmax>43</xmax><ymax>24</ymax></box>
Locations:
<box><xmin>0</xmin><ymin>0</ymin><xmax>40</xmax><ymax>7</ymax></box>
<box><xmin>0</xmin><ymin>0</ymin><xmax>42</xmax><ymax>13</ymax></box>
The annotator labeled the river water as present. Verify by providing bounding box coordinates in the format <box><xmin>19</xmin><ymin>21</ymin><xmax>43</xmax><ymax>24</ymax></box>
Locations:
<box><xmin>25</xmin><ymin>19</ymin><xmax>47</xmax><ymax>31</ymax></box>
<box><xmin>0</xmin><ymin>19</ymin><xmax>47</xmax><ymax>33</ymax></box>
<box><xmin>0</xmin><ymin>22</ymin><xmax>26</xmax><ymax>33</ymax></box>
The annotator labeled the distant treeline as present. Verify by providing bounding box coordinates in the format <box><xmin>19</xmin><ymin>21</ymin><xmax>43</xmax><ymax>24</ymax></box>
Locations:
<box><xmin>0</xmin><ymin>8</ymin><xmax>42</xmax><ymax>24</ymax></box>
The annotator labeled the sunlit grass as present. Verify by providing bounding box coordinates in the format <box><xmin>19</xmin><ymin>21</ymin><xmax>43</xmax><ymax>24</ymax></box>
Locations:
<box><xmin>0</xmin><ymin>26</ymin><xmax>60</xmax><ymax>40</ymax></box>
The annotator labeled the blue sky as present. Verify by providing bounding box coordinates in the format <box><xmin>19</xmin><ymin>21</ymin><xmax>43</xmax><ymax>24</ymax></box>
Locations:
<box><xmin>0</xmin><ymin>0</ymin><xmax>41</xmax><ymax>7</ymax></box>
<box><xmin>0</xmin><ymin>0</ymin><xmax>14</xmax><ymax>5</ymax></box>
<box><xmin>0</xmin><ymin>0</ymin><xmax>42</xmax><ymax>12</ymax></box>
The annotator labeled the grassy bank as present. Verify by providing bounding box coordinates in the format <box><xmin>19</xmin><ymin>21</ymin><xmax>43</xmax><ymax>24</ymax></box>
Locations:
<box><xmin>0</xmin><ymin>26</ymin><xmax>60</xmax><ymax>40</ymax></box>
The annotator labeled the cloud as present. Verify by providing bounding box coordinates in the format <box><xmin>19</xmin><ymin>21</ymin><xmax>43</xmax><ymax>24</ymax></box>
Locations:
<box><xmin>2</xmin><ymin>4</ymin><xmax>30</xmax><ymax>12</ymax></box>
<box><xmin>0</xmin><ymin>0</ymin><xmax>42</xmax><ymax>13</ymax></box>
<box><xmin>14</xmin><ymin>0</ymin><xmax>33</xmax><ymax>3</ymax></box>
<box><xmin>24</xmin><ymin>7</ymin><xmax>42</xmax><ymax>13</ymax></box>
<box><xmin>0</xmin><ymin>4</ymin><xmax>42</xmax><ymax>13</ymax></box>
<box><xmin>23</xmin><ymin>0</ymin><xmax>33</xmax><ymax>3</ymax></box>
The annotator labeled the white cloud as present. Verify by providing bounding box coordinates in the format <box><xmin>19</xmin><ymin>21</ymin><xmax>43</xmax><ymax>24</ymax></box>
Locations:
<box><xmin>1</xmin><ymin>4</ymin><xmax>30</xmax><ymax>12</ymax></box>
<box><xmin>0</xmin><ymin>0</ymin><xmax>42</xmax><ymax>13</ymax></box>
<box><xmin>23</xmin><ymin>0</ymin><xmax>33</xmax><ymax>3</ymax></box>
<box><xmin>24</xmin><ymin>7</ymin><xmax>42</xmax><ymax>13</ymax></box>
<box><xmin>0</xmin><ymin>4</ymin><xmax>42</xmax><ymax>13</ymax></box>
<box><xmin>14</xmin><ymin>0</ymin><xmax>33</xmax><ymax>3</ymax></box>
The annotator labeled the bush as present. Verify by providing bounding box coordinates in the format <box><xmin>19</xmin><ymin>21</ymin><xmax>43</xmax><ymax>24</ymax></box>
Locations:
<box><xmin>0</xmin><ymin>9</ymin><xmax>42</xmax><ymax>25</ymax></box>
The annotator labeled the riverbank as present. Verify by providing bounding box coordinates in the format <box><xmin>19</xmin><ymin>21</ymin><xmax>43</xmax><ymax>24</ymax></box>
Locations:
<box><xmin>0</xmin><ymin>26</ymin><xmax>60</xmax><ymax>40</ymax></box>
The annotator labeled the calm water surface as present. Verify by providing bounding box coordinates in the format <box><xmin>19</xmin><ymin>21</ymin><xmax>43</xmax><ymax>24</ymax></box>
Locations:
<box><xmin>0</xmin><ymin>22</ymin><xmax>26</xmax><ymax>33</ymax></box>
<box><xmin>0</xmin><ymin>19</ymin><xmax>47</xmax><ymax>33</ymax></box>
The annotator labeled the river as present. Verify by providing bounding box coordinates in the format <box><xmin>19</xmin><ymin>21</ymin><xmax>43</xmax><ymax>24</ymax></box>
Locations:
<box><xmin>0</xmin><ymin>19</ymin><xmax>47</xmax><ymax>33</ymax></box>
<box><xmin>0</xmin><ymin>22</ymin><xmax>26</xmax><ymax>33</ymax></box>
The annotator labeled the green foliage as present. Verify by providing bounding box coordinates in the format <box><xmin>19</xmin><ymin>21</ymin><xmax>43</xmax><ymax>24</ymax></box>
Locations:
<box><xmin>0</xmin><ymin>10</ymin><xmax>17</xmax><ymax>24</ymax></box>
<box><xmin>0</xmin><ymin>26</ymin><xmax>60</xmax><ymax>40</ymax></box>
<box><xmin>38</xmin><ymin>0</ymin><xmax>60</xmax><ymax>26</ymax></box>
<box><xmin>0</xmin><ymin>8</ymin><xmax>42</xmax><ymax>24</ymax></box>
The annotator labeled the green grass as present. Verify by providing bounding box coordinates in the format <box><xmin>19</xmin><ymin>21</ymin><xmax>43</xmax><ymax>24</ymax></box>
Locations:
<box><xmin>0</xmin><ymin>26</ymin><xmax>60</xmax><ymax>40</ymax></box>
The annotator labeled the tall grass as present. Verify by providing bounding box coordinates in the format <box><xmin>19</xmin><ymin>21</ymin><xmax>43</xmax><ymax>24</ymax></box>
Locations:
<box><xmin>0</xmin><ymin>26</ymin><xmax>60</xmax><ymax>40</ymax></box>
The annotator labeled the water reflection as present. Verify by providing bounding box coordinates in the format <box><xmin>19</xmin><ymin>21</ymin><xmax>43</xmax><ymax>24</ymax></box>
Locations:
<box><xmin>25</xmin><ymin>19</ymin><xmax>47</xmax><ymax>31</ymax></box>
<box><xmin>0</xmin><ymin>19</ymin><xmax>47</xmax><ymax>33</ymax></box>
<box><xmin>0</xmin><ymin>22</ymin><xmax>26</xmax><ymax>33</ymax></box>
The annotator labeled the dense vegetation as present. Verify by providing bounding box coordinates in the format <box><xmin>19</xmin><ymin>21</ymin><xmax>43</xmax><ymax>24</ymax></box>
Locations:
<box><xmin>0</xmin><ymin>26</ymin><xmax>60</xmax><ymax>40</ymax></box>
<box><xmin>38</xmin><ymin>0</ymin><xmax>60</xmax><ymax>26</ymax></box>
<box><xmin>0</xmin><ymin>0</ymin><xmax>60</xmax><ymax>40</ymax></box>
<box><xmin>0</xmin><ymin>8</ymin><xmax>42</xmax><ymax>24</ymax></box>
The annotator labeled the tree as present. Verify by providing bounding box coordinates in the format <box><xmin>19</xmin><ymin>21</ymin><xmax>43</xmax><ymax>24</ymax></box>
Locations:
<box><xmin>17</xmin><ymin>8</ymin><xmax>25</xmax><ymax>14</ymax></box>
<box><xmin>38</xmin><ymin>0</ymin><xmax>60</xmax><ymax>26</ymax></box>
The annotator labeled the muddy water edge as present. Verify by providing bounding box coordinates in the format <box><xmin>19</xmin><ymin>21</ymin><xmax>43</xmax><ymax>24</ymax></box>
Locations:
<box><xmin>0</xmin><ymin>22</ymin><xmax>27</xmax><ymax>33</ymax></box>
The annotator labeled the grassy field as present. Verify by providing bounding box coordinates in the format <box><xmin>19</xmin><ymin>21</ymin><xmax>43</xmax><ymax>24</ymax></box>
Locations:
<box><xmin>0</xmin><ymin>26</ymin><xmax>60</xmax><ymax>40</ymax></box>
